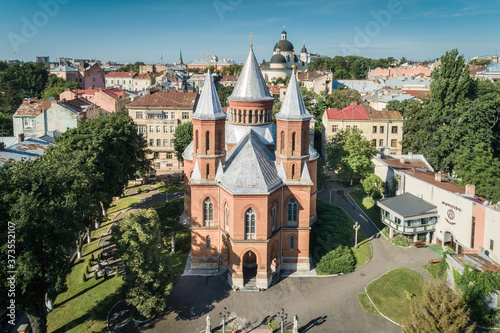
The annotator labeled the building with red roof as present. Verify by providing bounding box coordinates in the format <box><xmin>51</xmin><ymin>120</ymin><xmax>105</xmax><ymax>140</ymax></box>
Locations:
<box><xmin>105</xmin><ymin>72</ymin><xmax>137</xmax><ymax>91</ymax></box>
<box><xmin>321</xmin><ymin>103</ymin><xmax>403</xmax><ymax>156</ymax></box>
<box><xmin>60</xmin><ymin>87</ymin><xmax>130</xmax><ymax>113</ymax></box>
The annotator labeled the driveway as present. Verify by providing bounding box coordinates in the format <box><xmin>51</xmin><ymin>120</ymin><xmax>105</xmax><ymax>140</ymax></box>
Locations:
<box><xmin>108</xmin><ymin>181</ymin><xmax>439</xmax><ymax>333</ymax></box>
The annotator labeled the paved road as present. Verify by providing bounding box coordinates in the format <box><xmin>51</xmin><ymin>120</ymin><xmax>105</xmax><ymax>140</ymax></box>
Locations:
<box><xmin>108</xmin><ymin>181</ymin><xmax>439</xmax><ymax>333</ymax></box>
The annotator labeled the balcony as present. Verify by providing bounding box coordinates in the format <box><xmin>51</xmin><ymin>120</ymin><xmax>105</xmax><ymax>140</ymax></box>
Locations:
<box><xmin>382</xmin><ymin>216</ymin><xmax>436</xmax><ymax>234</ymax></box>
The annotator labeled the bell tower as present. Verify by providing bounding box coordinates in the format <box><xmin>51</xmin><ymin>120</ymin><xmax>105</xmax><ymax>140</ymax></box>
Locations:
<box><xmin>192</xmin><ymin>70</ymin><xmax>227</xmax><ymax>180</ymax></box>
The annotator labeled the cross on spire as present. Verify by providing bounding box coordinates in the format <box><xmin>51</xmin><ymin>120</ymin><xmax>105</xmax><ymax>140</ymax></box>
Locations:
<box><xmin>248</xmin><ymin>32</ymin><xmax>255</xmax><ymax>47</ymax></box>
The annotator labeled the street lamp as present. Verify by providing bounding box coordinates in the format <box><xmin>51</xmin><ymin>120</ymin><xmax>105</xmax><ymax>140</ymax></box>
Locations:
<box><xmin>353</xmin><ymin>222</ymin><xmax>360</xmax><ymax>248</ymax></box>
<box><xmin>165</xmin><ymin>186</ymin><xmax>169</xmax><ymax>203</ymax></box>
<box><xmin>219</xmin><ymin>307</ymin><xmax>229</xmax><ymax>333</ymax></box>
<box><xmin>278</xmin><ymin>308</ymin><xmax>288</xmax><ymax>333</ymax></box>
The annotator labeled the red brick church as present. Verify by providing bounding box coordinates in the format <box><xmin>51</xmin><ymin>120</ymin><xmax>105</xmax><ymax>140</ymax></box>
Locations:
<box><xmin>182</xmin><ymin>45</ymin><xmax>318</xmax><ymax>289</ymax></box>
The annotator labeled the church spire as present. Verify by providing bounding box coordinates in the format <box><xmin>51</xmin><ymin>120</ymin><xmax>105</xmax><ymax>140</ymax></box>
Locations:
<box><xmin>179</xmin><ymin>48</ymin><xmax>183</xmax><ymax>65</ymax></box>
<box><xmin>192</xmin><ymin>70</ymin><xmax>226</xmax><ymax>120</ymax></box>
<box><xmin>276</xmin><ymin>70</ymin><xmax>312</xmax><ymax>121</ymax></box>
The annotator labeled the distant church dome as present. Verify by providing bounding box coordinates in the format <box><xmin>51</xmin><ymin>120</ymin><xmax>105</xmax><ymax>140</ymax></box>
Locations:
<box><xmin>301</xmin><ymin>43</ymin><xmax>307</xmax><ymax>54</ymax></box>
<box><xmin>274</xmin><ymin>40</ymin><xmax>294</xmax><ymax>53</ymax></box>
<box><xmin>270</xmin><ymin>54</ymin><xmax>287</xmax><ymax>64</ymax></box>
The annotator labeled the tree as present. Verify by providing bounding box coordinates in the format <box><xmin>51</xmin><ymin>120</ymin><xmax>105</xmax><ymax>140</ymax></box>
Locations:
<box><xmin>361</xmin><ymin>174</ymin><xmax>384</xmax><ymax>198</ymax></box>
<box><xmin>402</xmin><ymin>280</ymin><xmax>475</xmax><ymax>333</ymax></box>
<box><xmin>153</xmin><ymin>199</ymin><xmax>185</xmax><ymax>253</ymax></box>
<box><xmin>41</xmin><ymin>75</ymin><xmax>80</xmax><ymax>100</ymax></box>
<box><xmin>173</xmin><ymin>121</ymin><xmax>193</xmax><ymax>163</ymax></box>
<box><xmin>113</xmin><ymin>209</ymin><xmax>177</xmax><ymax>317</ymax></box>
<box><xmin>117</xmin><ymin>62</ymin><xmax>145</xmax><ymax>73</ymax></box>
<box><xmin>217</xmin><ymin>85</ymin><xmax>234</xmax><ymax>107</ymax></box>
<box><xmin>326</xmin><ymin>88</ymin><xmax>362</xmax><ymax>110</ymax></box>
<box><xmin>325</xmin><ymin>129</ymin><xmax>375</xmax><ymax>184</ymax></box>
<box><xmin>272</xmin><ymin>101</ymin><xmax>281</xmax><ymax>123</ymax></box>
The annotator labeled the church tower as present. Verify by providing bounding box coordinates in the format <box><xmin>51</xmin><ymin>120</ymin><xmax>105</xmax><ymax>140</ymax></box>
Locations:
<box><xmin>275</xmin><ymin>69</ymin><xmax>312</xmax><ymax>180</ymax></box>
<box><xmin>191</xmin><ymin>70</ymin><xmax>227</xmax><ymax>180</ymax></box>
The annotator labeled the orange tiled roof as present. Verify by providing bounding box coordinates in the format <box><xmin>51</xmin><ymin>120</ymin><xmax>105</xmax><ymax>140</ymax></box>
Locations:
<box><xmin>105</xmin><ymin>71</ymin><xmax>137</xmax><ymax>78</ymax></box>
<box><xmin>127</xmin><ymin>91</ymin><xmax>198</xmax><ymax>108</ymax></box>
<box><xmin>14</xmin><ymin>100</ymin><xmax>52</xmax><ymax>117</ymax></box>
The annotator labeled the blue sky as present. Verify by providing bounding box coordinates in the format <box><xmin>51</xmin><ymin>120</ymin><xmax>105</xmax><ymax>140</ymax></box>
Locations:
<box><xmin>1</xmin><ymin>0</ymin><xmax>499</xmax><ymax>64</ymax></box>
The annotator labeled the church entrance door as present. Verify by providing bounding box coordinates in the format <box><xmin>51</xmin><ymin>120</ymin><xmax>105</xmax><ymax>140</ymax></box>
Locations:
<box><xmin>242</xmin><ymin>250</ymin><xmax>257</xmax><ymax>286</ymax></box>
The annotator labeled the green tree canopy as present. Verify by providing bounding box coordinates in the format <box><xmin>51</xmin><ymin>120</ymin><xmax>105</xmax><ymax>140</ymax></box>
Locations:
<box><xmin>173</xmin><ymin>121</ymin><xmax>193</xmax><ymax>163</ymax></box>
<box><xmin>217</xmin><ymin>85</ymin><xmax>234</xmax><ymax>107</ymax></box>
<box><xmin>361</xmin><ymin>174</ymin><xmax>384</xmax><ymax>198</ymax></box>
<box><xmin>41</xmin><ymin>75</ymin><xmax>80</xmax><ymax>100</ymax></box>
<box><xmin>117</xmin><ymin>62</ymin><xmax>145</xmax><ymax>73</ymax></box>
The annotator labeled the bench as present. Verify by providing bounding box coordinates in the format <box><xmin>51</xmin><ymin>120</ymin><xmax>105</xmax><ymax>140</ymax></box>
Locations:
<box><xmin>414</xmin><ymin>241</ymin><xmax>425</xmax><ymax>248</ymax></box>
<box><xmin>429</xmin><ymin>259</ymin><xmax>441</xmax><ymax>264</ymax></box>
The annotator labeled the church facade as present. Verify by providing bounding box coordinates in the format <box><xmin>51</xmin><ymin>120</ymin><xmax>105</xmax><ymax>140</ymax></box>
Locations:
<box><xmin>182</xmin><ymin>45</ymin><xmax>318</xmax><ymax>289</ymax></box>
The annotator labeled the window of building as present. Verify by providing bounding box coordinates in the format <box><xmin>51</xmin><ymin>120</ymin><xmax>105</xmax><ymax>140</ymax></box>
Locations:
<box><xmin>353</xmin><ymin>125</ymin><xmax>358</xmax><ymax>131</ymax></box>
<box><xmin>206</xmin><ymin>235</ymin><xmax>211</xmax><ymax>249</ymax></box>
<box><xmin>182</xmin><ymin>112</ymin><xmax>189</xmax><ymax>119</ymax></box>
<box><xmin>245</xmin><ymin>208</ymin><xmax>256</xmax><ymax>240</ymax></box>
<box><xmin>156</xmin><ymin>125</ymin><xmax>161</xmax><ymax>133</ymax></box>
<box><xmin>292</xmin><ymin>132</ymin><xmax>296</xmax><ymax>154</ymax></box>
<box><xmin>166</xmin><ymin>152</ymin><xmax>172</xmax><ymax>159</ymax></box>
<box><xmin>206</xmin><ymin>131</ymin><xmax>210</xmax><ymax>152</ymax></box>
<box><xmin>380</xmin><ymin>126</ymin><xmax>384</xmax><ymax>133</ymax></box>
<box><xmin>379</xmin><ymin>139</ymin><xmax>384</xmax><ymax>146</ymax></box>
<box><xmin>170</xmin><ymin>126</ymin><xmax>175</xmax><ymax>133</ymax></box>
<box><xmin>391</xmin><ymin>139</ymin><xmax>397</xmax><ymax>147</ymax></box>
<box><xmin>203</xmin><ymin>197</ymin><xmax>213</xmax><ymax>226</ymax></box>
<box><xmin>287</xmin><ymin>198</ymin><xmax>298</xmax><ymax>226</ymax></box>
<box><xmin>346</xmin><ymin>125</ymin><xmax>351</xmax><ymax>129</ymax></box>
<box><xmin>290</xmin><ymin>236</ymin><xmax>295</xmax><ymax>250</ymax></box>
<box><xmin>491</xmin><ymin>239</ymin><xmax>494</xmax><ymax>251</ymax></box>
<box><xmin>149</xmin><ymin>139</ymin><xmax>154</xmax><ymax>146</ymax></box>
<box><xmin>225</xmin><ymin>203</ymin><xmax>229</xmax><ymax>231</ymax></box>
<box><xmin>332</xmin><ymin>125</ymin><xmax>338</xmax><ymax>133</ymax></box>
<box><xmin>280</xmin><ymin>131</ymin><xmax>285</xmax><ymax>153</ymax></box>
<box><xmin>170</xmin><ymin>141</ymin><xmax>174</xmax><ymax>147</ymax></box>
<box><xmin>136</xmin><ymin>111</ymin><xmax>143</xmax><ymax>119</ymax></box>
<box><xmin>149</xmin><ymin>125</ymin><xmax>154</xmax><ymax>133</ymax></box>
<box><xmin>163</xmin><ymin>112</ymin><xmax>168</xmax><ymax>119</ymax></box>
<box><xmin>272</xmin><ymin>205</ymin><xmax>276</xmax><ymax>232</ymax></box>
<box><xmin>154</xmin><ymin>152</ymin><xmax>159</xmax><ymax>159</ymax></box>
<box><xmin>372</xmin><ymin>139</ymin><xmax>377</xmax><ymax>147</ymax></box>
<box><xmin>157</xmin><ymin>139</ymin><xmax>161</xmax><ymax>146</ymax></box>
<box><xmin>171</xmin><ymin>112</ymin><xmax>176</xmax><ymax>119</ymax></box>
<box><xmin>392</xmin><ymin>126</ymin><xmax>398</xmax><ymax>134</ymax></box>
<box><xmin>137</xmin><ymin>125</ymin><xmax>146</xmax><ymax>133</ymax></box>
<box><xmin>163</xmin><ymin>139</ymin><xmax>168</xmax><ymax>146</ymax></box>
<box><xmin>372</xmin><ymin>126</ymin><xmax>377</xmax><ymax>133</ymax></box>
<box><xmin>163</xmin><ymin>126</ymin><xmax>168</xmax><ymax>133</ymax></box>
<box><xmin>23</xmin><ymin>118</ymin><xmax>35</xmax><ymax>129</ymax></box>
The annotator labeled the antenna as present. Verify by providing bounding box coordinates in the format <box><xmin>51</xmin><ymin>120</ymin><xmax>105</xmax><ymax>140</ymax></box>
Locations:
<box><xmin>160</xmin><ymin>52</ymin><xmax>163</xmax><ymax>65</ymax></box>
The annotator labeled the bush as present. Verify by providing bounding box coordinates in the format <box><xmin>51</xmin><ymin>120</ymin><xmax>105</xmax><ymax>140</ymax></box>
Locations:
<box><xmin>315</xmin><ymin>245</ymin><xmax>355</xmax><ymax>275</ymax></box>
<box><xmin>94</xmin><ymin>271</ymin><xmax>98</xmax><ymax>280</ymax></box>
<box><xmin>115</xmin><ymin>267</ymin><xmax>119</xmax><ymax>277</ymax></box>
<box><xmin>158</xmin><ymin>187</ymin><xmax>166</xmax><ymax>194</ymax></box>
<box><xmin>393</xmin><ymin>235</ymin><xmax>411</xmax><ymax>247</ymax></box>
<box><xmin>103</xmin><ymin>269</ymin><xmax>108</xmax><ymax>279</ymax></box>
<box><xmin>137</xmin><ymin>187</ymin><xmax>143</xmax><ymax>194</ymax></box>
<box><xmin>91</xmin><ymin>253</ymin><xmax>94</xmax><ymax>261</ymax></box>
<box><xmin>362</xmin><ymin>196</ymin><xmax>375</xmax><ymax>209</ymax></box>
<box><xmin>85</xmin><ymin>266</ymin><xmax>89</xmax><ymax>274</ymax></box>
<box><xmin>82</xmin><ymin>273</ymin><xmax>86</xmax><ymax>282</ymax></box>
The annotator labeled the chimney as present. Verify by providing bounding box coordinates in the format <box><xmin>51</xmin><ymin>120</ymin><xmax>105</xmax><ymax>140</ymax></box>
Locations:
<box><xmin>23</xmin><ymin>98</ymin><xmax>31</xmax><ymax>104</ymax></box>
<box><xmin>0</xmin><ymin>142</ymin><xmax>4</xmax><ymax>151</ymax></box>
<box><xmin>51</xmin><ymin>99</ymin><xmax>58</xmax><ymax>104</ymax></box>
<box><xmin>408</xmin><ymin>152</ymin><xmax>413</xmax><ymax>160</ymax></box>
<box><xmin>350</xmin><ymin>101</ymin><xmax>358</xmax><ymax>106</ymax></box>
<box><xmin>465</xmin><ymin>184</ymin><xmax>475</xmax><ymax>196</ymax></box>
<box><xmin>435</xmin><ymin>172</ymin><xmax>442</xmax><ymax>182</ymax></box>
<box><xmin>18</xmin><ymin>133</ymin><xmax>25</xmax><ymax>143</ymax></box>
<box><xmin>400</xmin><ymin>157</ymin><xmax>406</xmax><ymax>164</ymax></box>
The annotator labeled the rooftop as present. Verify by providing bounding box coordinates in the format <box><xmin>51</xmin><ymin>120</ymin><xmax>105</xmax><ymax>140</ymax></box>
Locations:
<box><xmin>13</xmin><ymin>99</ymin><xmax>52</xmax><ymax>117</ymax></box>
<box><xmin>0</xmin><ymin>137</ymin><xmax>51</xmax><ymax>167</ymax></box>
<box><xmin>59</xmin><ymin>98</ymin><xmax>92</xmax><ymax>114</ymax></box>
<box><xmin>105</xmin><ymin>71</ymin><xmax>137</xmax><ymax>78</ymax></box>
<box><xmin>377</xmin><ymin>192</ymin><xmax>437</xmax><ymax>218</ymax></box>
<box><xmin>325</xmin><ymin>104</ymin><xmax>402</xmax><ymax>121</ymax></box>
<box><xmin>127</xmin><ymin>91</ymin><xmax>198</xmax><ymax>108</ymax></box>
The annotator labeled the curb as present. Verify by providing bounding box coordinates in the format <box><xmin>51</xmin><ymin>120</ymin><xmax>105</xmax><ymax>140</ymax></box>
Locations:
<box><xmin>107</xmin><ymin>300</ymin><xmax>122</xmax><ymax>333</ymax></box>
<box><xmin>346</xmin><ymin>191</ymin><xmax>388</xmax><ymax>241</ymax></box>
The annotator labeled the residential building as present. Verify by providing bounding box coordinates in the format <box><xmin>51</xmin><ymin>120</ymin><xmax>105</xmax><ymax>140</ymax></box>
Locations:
<box><xmin>105</xmin><ymin>72</ymin><xmax>137</xmax><ymax>91</ymax></box>
<box><xmin>374</xmin><ymin>154</ymin><xmax>500</xmax><ymax>265</ymax></box>
<box><xmin>321</xmin><ymin>103</ymin><xmax>403</xmax><ymax>156</ymax></box>
<box><xmin>475</xmin><ymin>62</ymin><xmax>500</xmax><ymax>82</ymax></box>
<box><xmin>127</xmin><ymin>90</ymin><xmax>199</xmax><ymax>171</ymax></box>
<box><xmin>50</xmin><ymin>63</ymin><xmax>105</xmax><ymax>89</ymax></box>
<box><xmin>132</xmin><ymin>73</ymin><xmax>152</xmax><ymax>92</ymax></box>
<box><xmin>60</xmin><ymin>88</ymin><xmax>130</xmax><ymax>113</ymax></box>
<box><xmin>183</xmin><ymin>45</ymin><xmax>318</xmax><ymax>290</ymax></box>
<box><xmin>297</xmin><ymin>72</ymin><xmax>331</xmax><ymax>94</ymax></box>
<box><xmin>0</xmin><ymin>135</ymin><xmax>52</xmax><ymax>167</ymax></box>
<box><xmin>36</xmin><ymin>56</ymin><xmax>49</xmax><ymax>64</ymax></box>
<box><xmin>368</xmin><ymin>65</ymin><xmax>432</xmax><ymax>78</ymax></box>
<box><xmin>187</xmin><ymin>56</ymin><xmax>239</xmax><ymax>71</ymax></box>
<box><xmin>219</xmin><ymin>75</ymin><xmax>239</xmax><ymax>87</ymax></box>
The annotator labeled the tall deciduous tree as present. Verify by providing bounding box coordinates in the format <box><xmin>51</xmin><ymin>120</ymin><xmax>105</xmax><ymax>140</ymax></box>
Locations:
<box><xmin>217</xmin><ymin>85</ymin><xmax>234</xmax><ymax>107</ymax></box>
<box><xmin>361</xmin><ymin>174</ymin><xmax>384</xmax><ymax>198</ymax></box>
<box><xmin>173</xmin><ymin>121</ymin><xmax>193</xmax><ymax>163</ymax></box>
<box><xmin>113</xmin><ymin>209</ymin><xmax>177</xmax><ymax>317</ymax></box>
<box><xmin>402</xmin><ymin>280</ymin><xmax>475</xmax><ymax>333</ymax></box>
<box><xmin>41</xmin><ymin>76</ymin><xmax>80</xmax><ymax>100</ymax></box>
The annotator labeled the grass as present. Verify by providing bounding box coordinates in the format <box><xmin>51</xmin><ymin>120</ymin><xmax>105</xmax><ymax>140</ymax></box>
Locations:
<box><xmin>365</xmin><ymin>268</ymin><xmax>425</xmax><ymax>324</ymax></box>
<box><xmin>351</xmin><ymin>231</ymin><xmax>371</xmax><ymax>269</ymax></box>
<box><xmin>153</xmin><ymin>182</ymin><xmax>184</xmax><ymax>194</ymax></box>
<box><xmin>422</xmin><ymin>264</ymin><xmax>442</xmax><ymax>280</ymax></box>
<box><xmin>107</xmin><ymin>196</ymin><xmax>141</xmax><ymax>219</ymax></box>
<box><xmin>349</xmin><ymin>190</ymin><xmax>384</xmax><ymax>230</ymax></box>
<box><xmin>358</xmin><ymin>292</ymin><xmax>381</xmax><ymax>317</ymax></box>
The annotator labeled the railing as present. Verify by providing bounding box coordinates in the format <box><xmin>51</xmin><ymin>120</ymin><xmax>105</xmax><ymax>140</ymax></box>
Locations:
<box><xmin>382</xmin><ymin>216</ymin><xmax>436</xmax><ymax>233</ymax></box>
<box><xmin>144</xmin><ymin>118</ymin><xmax>179</xmax><ymax>124</ymax></box>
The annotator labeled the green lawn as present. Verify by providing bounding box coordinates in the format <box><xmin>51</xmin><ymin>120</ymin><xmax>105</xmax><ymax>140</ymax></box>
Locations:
<box><xmin>349</xmin><ymin>190</ymin><xmax>384</xmax><ymax>230</ymax></box>
<box><xmin>365</xmin><ymin>268</ymin><xmax>425</xmax><ymax>324</ymax></box>
<box><xmin>47</xmin><ymin>231</ymin><xmax>124</xmax><ymax>332</ymax></box>
<box><xmin>358</xmin><ymin>292</ymin><xmax>381</xmax><ymax>317</ymax></box>
<box><xmin>351</xmin><ymin>231</ymin><xmax>371</xmax><ymax>269</ymax></box>
<box><xmin>107</xmin><ymin>196</ymin><xmax>141</xmax><ymax>218</ymax></box>
<box><xmin>153</xmin><ymin>183</ymin><xmax>184</xmax><ymax>194</ymax></box>
<box><xmin>422</xmin><ymin>264</ymin><xmax>442</xmax><ymax>280</ymax></box>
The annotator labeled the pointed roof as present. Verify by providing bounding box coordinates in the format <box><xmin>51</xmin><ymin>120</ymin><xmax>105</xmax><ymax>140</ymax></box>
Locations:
<box><xmin>215</xmin><ymin>160</ymin><xmax>224</xmax><ymax>182</ymax></box>
<box><xmin>228</xmin><ymin>47</ymin><xmax>274</xmax><ymax>102</ymax></box>
<box><xmin>220</xmin><ymin>130</ymin><xmax>282</xmax><ymax>194</ymax></box>
<box><xmin>276</xmin><ymin>70</ymin><xmax>312</xmax><ymax>121</ymax></box>
<box><xmin>192</xmin><ymin>70</ymin><xmax>226</xmax><ymax>120</ymax></box>
<box><xmin>191</xmin><ymin>159</ymin><xmax>201</xmax><ymax>180</ymax></box>
<box><xmin>300</xmin><ymin>162</ymin><xmax>312</xmax><ymax>183</ymax></box>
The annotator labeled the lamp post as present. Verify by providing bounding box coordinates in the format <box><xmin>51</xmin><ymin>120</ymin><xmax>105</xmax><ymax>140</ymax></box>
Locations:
<box><xmin>219</xmin><ymin>307</ymin><xmax>228</xmax><ymax>333</ymax></box>
<box><xmin>353</xmin><ymin>222</ymin><xmax>360</xmax><ymax>248</ymax></box>
<box><xmin>165</xmin><ymin>186</ymin><xmax>169</xmax><ymax>203</ymax></box>
<box><xmin>278</xmin><ymin>308</ymin><xmax>288</xmax><ymax>333</ymax></box>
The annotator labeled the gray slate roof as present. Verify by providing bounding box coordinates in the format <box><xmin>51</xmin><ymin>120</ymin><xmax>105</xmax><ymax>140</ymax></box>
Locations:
<box><xmin>192</xmin><ymin>71</ymin><xmax>226</xmax><ymax>120</ymax></box>
<box><xmin>276</xmin><ymin>70</ymin><xmax>313</xmax><ymax>121</ymax></box>
<box><xmin>220</xmin><ymin>130</ymin><xmax>282</xmax><ymax>194</ymax></box>
<box><xmin>377</xmin><ymin>192</ymin><xmax>437</xmax><ymax>218</ymax></box>
<box><xmin>0</xmin><ymin>137</ymin><xmax>51</xmax><ymax>167</ymax></box>
<box><xmin>182</xmin><ymin>141</ymin><xmax>194</xmax><ymax>160</ymax></box>
<box><xmin>225</xmin><ymin>123</ymin><xmax>276</xmax><ymax>146</ymax></box>
<box><xmin>229</xmin><ymin>47</ymin><xmax>274</xmax><ymax>102</ymax></box>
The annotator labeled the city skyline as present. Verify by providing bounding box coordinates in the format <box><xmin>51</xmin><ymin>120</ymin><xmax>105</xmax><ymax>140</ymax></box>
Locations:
<box><xmin>1</xmin><ymin>0</ymin><xmax>500</xmax><ymax>64</ymax></box>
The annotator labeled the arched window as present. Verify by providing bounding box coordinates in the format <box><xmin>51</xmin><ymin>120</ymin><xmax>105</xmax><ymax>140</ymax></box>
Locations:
<box><xmin>206</xmin><ymin>235</ymin><xmax>211</xmax><ymax>249</ymax></box>
<box><xmin>292</xmin><ymin>132</ymin><xmax>296</xmax><ymax>154</ymax></box>
<box><xmin>218</xmin><ymin>130</ymin><xmax>223</xmax><ymax>151</ymax></box>
<box><xmin>195</xmin><ymin>130</ymin><xmax>199</xmax><ymax>153</ymax></box>
<box><xmin>290</xmin><ymin>236</ymin><xmax>295</xmax><ymax>250</ymax></box>
<box><xmin>287</xmin><ymin>198</ymin><xmax>298</xmax><ymax>226</ymax></box>
<box><xmin>203</xmin><ymin>197</ymin><xmax>213</xmax><ymax>226</ymax></box>
<box><xmin>225</xmin><ymin>203</ymin><xmax>229</xmax><ymax>231</ymax></box>
<box><xmin>215</xmin><ymin>129</ymin><xmax>219</xmax><ymax>153</ymax></box>
<box><xmin>206</xmin><ymin>164</ymin><xmax>210</xmax><ymax>178</ymax></box>
<box><xmin>205</xmin><ymin>131</ymin><xmax>210</xmax><ymax>153</ymax></box>
<box><xmin>280</xmin><ymin>131</ymin><xmax>285</xmax><ymax>153</ymax></box>
<box><xmin>245</xmin><ymin>208</ymin><xmax>256</xmax><ymax>240</ymax></box>
<box><xmin>291</xmin><ymin>164</ymin><xmax>296</xmax><ymax>179</ymax></box>
<box><xmin>272</xmin><ymin>205</ymin><xmax>276</xmax><ymax>231</ymax></box>
<box><xmin>248</xmin><ymin>110</ymin><xmax>252</xmax><ymax>124</ymax></box>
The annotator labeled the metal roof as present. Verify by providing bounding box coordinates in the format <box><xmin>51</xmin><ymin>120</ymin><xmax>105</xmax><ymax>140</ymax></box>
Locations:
<box><xmin>229</xmin><ymin>47</ymin><xmax>274</xmax><ymax>102</ymax></box>
<box><xmin>0</xmin><ymin>137</ymin><xmax>51</xmax><ymax>167</ymax></box>
<box><xmin>377</xmin><ymin>192</ymin><xmax>437</xmax><ymax>218</ymax></box>
<box><xmin>276</xmin><ymin>70</ymin><xmax>312</xmax><ymax>121</ymax></box>
<box><xmin>192</xmin><ymin>71</ymin><xmax>226</xmax><ymax>120</ymax></box>
<box><xmin>225</xmin><ymin>123</ymin><xmax>276</xmax><ymax>146</ymax></box>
